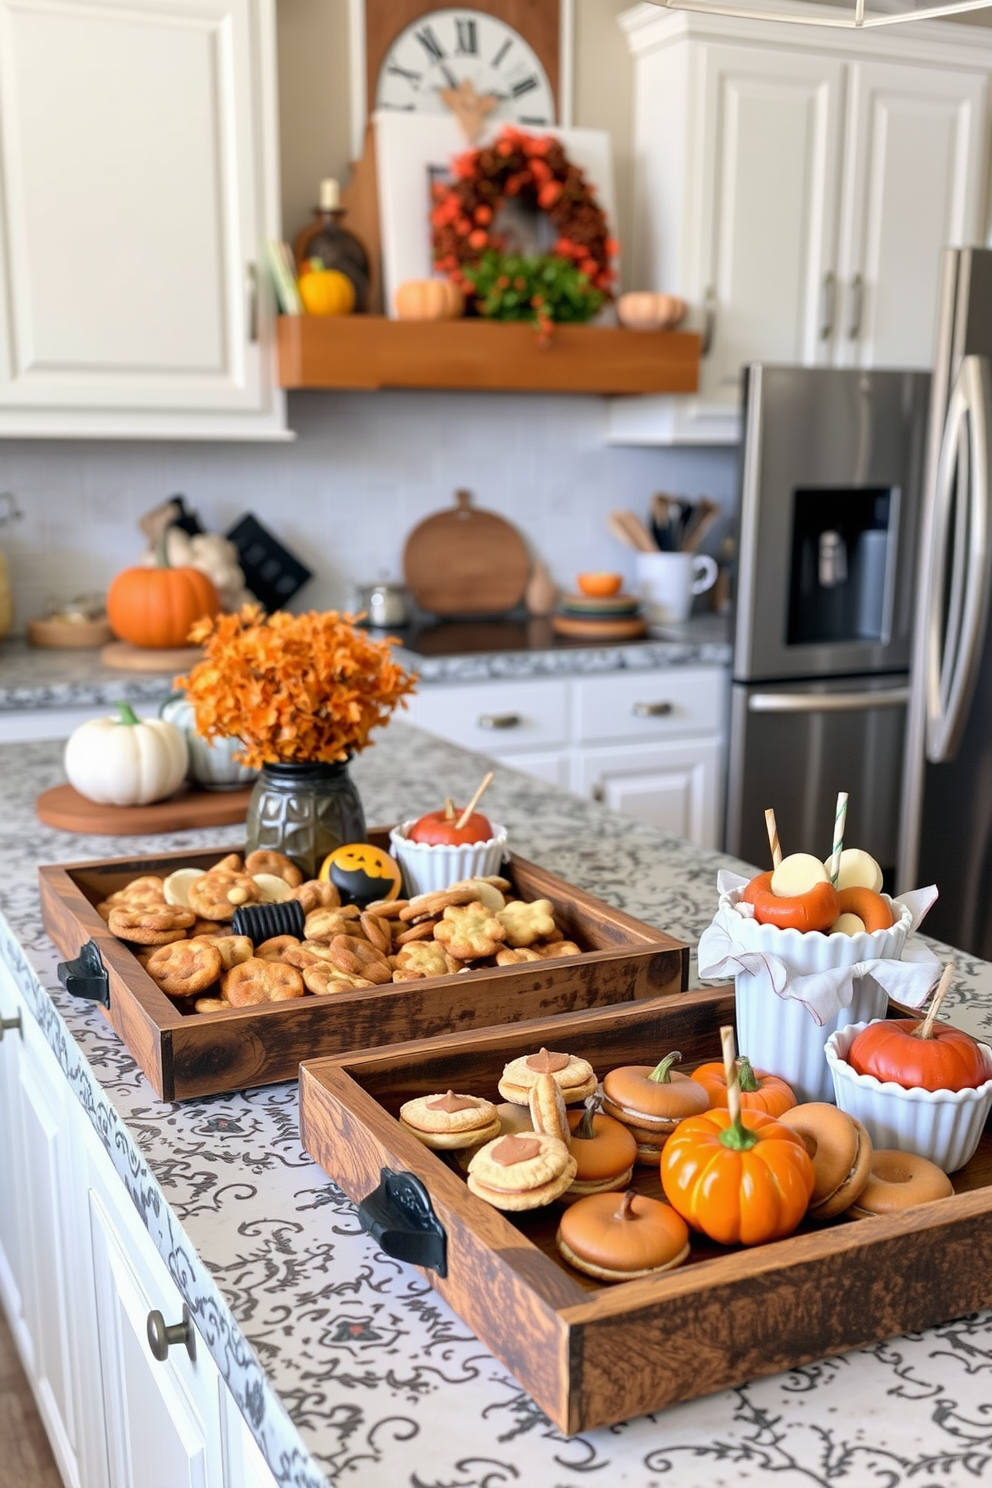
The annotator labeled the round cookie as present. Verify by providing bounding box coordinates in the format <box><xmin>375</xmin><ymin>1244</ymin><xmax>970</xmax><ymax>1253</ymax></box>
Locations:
<box><xmin>399</xmin><ymin>1091</ymin><xmax>501</xmax><ymax>1150</ymax></box>
<box><xmin>557</xmin><ymin>1190</ymin><xmax>691</xmax><ymax>1282</ymax></box>
<box><xmin>601</xmin><ymin>1054</ymin><xmax>710</xmax><ymax>1162</ymax></box>
<box><xmin>467</xmin><ymin>1131</ymin><xmax>577</xmax><ymax>1211</ymax></box>
<box><xmin>143</xmin><ymin>939</ymin><xmax>222</xmax><ymax>999</ymax></box>
<box><xmin>845</xmin><ymin>1149</ymin><xmax>953</xmax><ymax>1218</ymax></box>
<box><xmin>498</xmin><ymin>1048</ymin><xmax>597</xmax><ymax>1105</ymax></box>
<box><xmin>529</xmin><ymin>1072</ymin><xmax>570</xmax><ymax>1144</ymax></box>
<box><xmin>778</xmin><ymin>1102</ymin><xmax>874</xmax><ymax>1220</ymax></box>
<box><xmin>561</xmin><ymin>1106</ymin><xmax>638</xmax><ymax>1202</ymax></box>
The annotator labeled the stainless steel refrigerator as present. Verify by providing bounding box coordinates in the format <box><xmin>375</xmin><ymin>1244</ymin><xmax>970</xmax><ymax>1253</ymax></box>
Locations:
<box><xmin>725</xmin><ymin>363</ymin><xmax>932</xmax><ymax>880</ymax></box>
<box><xmin>899</xmin><ymin>247</ymin><xmax>992</xmax><ymax>956</ymax></box>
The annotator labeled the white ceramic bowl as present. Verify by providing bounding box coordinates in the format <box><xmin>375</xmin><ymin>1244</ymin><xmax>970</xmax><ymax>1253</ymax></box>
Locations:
<box><xmin>826</xmin><ymin>1021</ymin><xmax>992</xmax><ymax>1173</ymax></box>
<box><xmin>729</xmin><ymin>894</ymin><xmax>912</xmax><ymax>1105</ymax></box>
<box><xmin>389</xmin><ymin>820</ymin><xmax>509</xmax><ymax>897</ymax></box>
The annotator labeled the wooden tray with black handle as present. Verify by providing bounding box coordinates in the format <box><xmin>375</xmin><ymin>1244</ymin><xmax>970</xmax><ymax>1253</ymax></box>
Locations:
<box><xmin>38</xmin><ymin>831</ymin><xmax>688</xmax><ymax>1102</ymax></box>
<box><xmin>299</xmin><ymin>987</ymin><xmax>992</xmax><ymax>1436</ymax></box>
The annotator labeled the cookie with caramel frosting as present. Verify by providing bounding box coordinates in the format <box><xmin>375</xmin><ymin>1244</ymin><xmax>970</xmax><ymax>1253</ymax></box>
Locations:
<box><xmin>467</xmin><ymin>1131</ymin><xmax>577</xmax><ymax>1211</ymax></box>
<box><xmin>498</xmin><ymin>1048</ymin><xmax>597</xmax><ymax>1106</ymax></box>
<box><xmin>399</xmin><ymin>1091</ymin><xmax>500</xmax><ymax>1150</ymax></box>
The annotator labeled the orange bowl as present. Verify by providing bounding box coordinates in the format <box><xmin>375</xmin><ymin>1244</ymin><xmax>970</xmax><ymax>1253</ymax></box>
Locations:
<box><xmin>577</xmin><ymin>572</ymin><xmax>623</xmax><ymax>598</ymax></box>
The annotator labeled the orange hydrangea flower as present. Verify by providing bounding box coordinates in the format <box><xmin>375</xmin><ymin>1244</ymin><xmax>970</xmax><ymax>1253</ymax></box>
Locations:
<box><xmin>175</xmin><ymin>605</ymin><xmax>418</xmax><ymax>770</ymax></box>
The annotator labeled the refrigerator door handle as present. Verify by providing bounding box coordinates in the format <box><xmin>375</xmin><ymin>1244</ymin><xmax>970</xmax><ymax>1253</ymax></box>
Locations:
<box><xmin>926</xmin><ymin>354</ymin><xmax>992</xmax><ymax>763</ymax></box>
<box><xmin>748</xmin><ymin>687</ymin><xmax>909</xmax><ymax>713</ymax></box>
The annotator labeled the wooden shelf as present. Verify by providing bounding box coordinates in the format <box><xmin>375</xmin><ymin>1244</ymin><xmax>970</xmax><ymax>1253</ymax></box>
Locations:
<box><xmin>275</xmin><ymin>315</ymin><xmax>700</xmax><ymax>395</ymax></box>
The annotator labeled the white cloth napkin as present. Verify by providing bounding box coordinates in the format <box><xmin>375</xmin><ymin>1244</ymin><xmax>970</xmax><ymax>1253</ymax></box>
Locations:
<box><xmin>697</xmin><ymin>872</ymin><xmax>942</xmax><ymax>1026</ymax></box>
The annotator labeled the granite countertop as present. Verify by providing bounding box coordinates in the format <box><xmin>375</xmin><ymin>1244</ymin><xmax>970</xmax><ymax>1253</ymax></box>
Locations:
<box><xmin>0</xmin><ymin>614</ymin><xmax>731</xmax><ymax>710</ymax></box>
<box><xmin>4</xmin><ymin>725</ymin><xmax>992</xmax><ymax>1488</ymax></box>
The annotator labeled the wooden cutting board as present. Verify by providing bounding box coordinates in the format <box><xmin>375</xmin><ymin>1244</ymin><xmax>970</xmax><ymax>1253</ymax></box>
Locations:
<box><xmin>101</xmin><ymin>641</ymin><xmax>203</xmax><ymax>673</ymax></box>
<box><xmin>403</xmin><ymin>489</ymin><xmax>530</xmax><ymax>616</ymax></box>
<box><xmin>36</xmin><ymin>782</ymin><xmax>253</xmax><ymax>835</ymax></box>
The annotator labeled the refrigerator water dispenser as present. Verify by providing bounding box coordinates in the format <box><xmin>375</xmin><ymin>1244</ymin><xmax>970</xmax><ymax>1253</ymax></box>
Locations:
<box><xmin>787</xmin><ymin>487</ymin><xmax>895</xmax><ymax>646</ymax></box>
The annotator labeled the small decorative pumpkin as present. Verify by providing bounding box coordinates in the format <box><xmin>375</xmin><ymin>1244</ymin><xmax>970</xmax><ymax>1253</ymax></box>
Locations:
<box><xmin>158</xmin><ymin>691</ymin><xmax>257</xmax><ymax>792</ymax></box>
<box><xmin>394</xmin><ymin>278</ymin><xmax>465</xmax><ymax>322</ymax></box>
<box><xmin>616</xmin><ymin>291</ymin><xmax>686</xmax><ymax>332</ymax></box>
<box><xmin>690</xmin><ymin>1057</ymin><xmax>797</xmax><ymax>1118</ymax></box>
<box><xmin>107</xmin><ymin>538</ymin><xmax>219</xmax><ymax>650</ymax></box>
<box><xmin>849</xmin><ymin>1018</ymin><xmax>989</xmax><ymax>1093</ymax></box>
<box><xmin>64</xmin><ymin>702</ymin><xmax>188</xmax><ymax>806</ymax></box>
<box><xmin>297</xmin><ymin>261</ymin><xmax>356</xmax><ymax>316</ymax></box>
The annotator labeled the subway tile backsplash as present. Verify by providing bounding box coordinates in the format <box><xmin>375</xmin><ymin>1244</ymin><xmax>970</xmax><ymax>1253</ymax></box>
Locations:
<box><xmin>1</xmin><ymin>392</ymin><xmax>737</xmax><ymax>632</ymax></box>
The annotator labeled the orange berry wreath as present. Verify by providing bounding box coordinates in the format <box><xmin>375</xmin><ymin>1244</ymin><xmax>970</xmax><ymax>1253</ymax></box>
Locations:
<box><xmin>431</xmin><ymin>125</ymin><xmax>618</xmax><ymax>334</ymax></box>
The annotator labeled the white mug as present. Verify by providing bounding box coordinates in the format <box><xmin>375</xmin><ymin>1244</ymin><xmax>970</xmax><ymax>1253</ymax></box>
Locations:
<box><xmin>635</xmin><ymin>551</ymin><xmax>718</xmax><ymax>623</ymax></box>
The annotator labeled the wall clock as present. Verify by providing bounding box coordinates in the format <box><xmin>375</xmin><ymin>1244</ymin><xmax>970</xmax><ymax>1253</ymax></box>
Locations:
<box><xmin>352</xmin><ymin>1</ymin><xmax>570</xmax><ymax>158</ymax></box>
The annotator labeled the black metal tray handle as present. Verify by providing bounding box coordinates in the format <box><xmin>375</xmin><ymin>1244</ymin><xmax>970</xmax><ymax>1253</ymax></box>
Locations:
<box><xmin>57</xmin><ymin>939</ymin><xmax>110</xmax><ymax>1008</ymax></box>
<box><xmin>357</xmin><ymin>1168</ymin><xmax>448</xmax><ymax>1277</ymax></box>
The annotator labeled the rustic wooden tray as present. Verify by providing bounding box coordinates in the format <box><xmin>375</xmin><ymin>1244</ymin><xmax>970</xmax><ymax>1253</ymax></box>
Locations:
<box><xmin>39</xmin><ymin>835</ymin><xmax>688</xmax><ymax>1102</ymax></box>
<box><xmin>298</xmin><ymin>987</ymin><xmax>992</xmax><ymax>1436</ymax></box>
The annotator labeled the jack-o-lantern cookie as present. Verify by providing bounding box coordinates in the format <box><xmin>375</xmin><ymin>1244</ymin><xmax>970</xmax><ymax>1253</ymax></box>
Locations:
<box><xmin>320</xmin><ymin>842</ymin><xmax>404</xmax><ymax>908</ymax></box>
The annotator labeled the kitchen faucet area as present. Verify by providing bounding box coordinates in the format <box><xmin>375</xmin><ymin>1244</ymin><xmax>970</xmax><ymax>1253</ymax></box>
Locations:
<box><xmin>4</xmin><ymin>2</ymin><xmax>992</xmax><ymax>1486</ymax></box>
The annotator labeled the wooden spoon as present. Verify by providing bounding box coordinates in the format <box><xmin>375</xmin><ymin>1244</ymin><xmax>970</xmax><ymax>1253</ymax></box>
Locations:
<box><xmin>607</xmin><ymin>509</ymin><xmax>657</xmax><ymax>553</ymax></box>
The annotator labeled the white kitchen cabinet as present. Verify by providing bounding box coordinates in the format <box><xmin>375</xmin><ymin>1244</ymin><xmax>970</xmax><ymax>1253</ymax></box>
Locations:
<box><xmin>609</xmin><ymin>3</ymin><xmax>991</xmax><ymax>446</ymax></box>
<box><xmin>0</xmin><ymin>958</ymin><xmax>278</xmax><ymax>1488</ymax></box>
<box><xmin>405</xmin><ymin>666</ymin><xmax>727</xmax><ymax>849</ymax></box>
<box><xmin>0</xmin><ymin>0</ymin><xmax>288</xmax><ymax>441</ymax></box>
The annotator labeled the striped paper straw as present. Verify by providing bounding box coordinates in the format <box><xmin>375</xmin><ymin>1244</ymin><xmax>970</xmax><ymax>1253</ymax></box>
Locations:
<box><xmin>764</xmin><ymin>808</ymin><xmax>782</xmax><ymax>869</ymax></box>
<box><xmin>720</xmin><ymin>1024</ymin><xmax>741</xmax><ymax>1126</ymax></box>
<box><xmin>829</xmin><ymin>791</ymin><xmax>848</xmax><ymax>887</ymax></box>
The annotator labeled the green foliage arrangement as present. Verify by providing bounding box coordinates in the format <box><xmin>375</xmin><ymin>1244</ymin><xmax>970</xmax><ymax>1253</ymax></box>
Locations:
<box><xmin>463</xmin><ymin>250</ymin><xmax>605</xmax><ymax>336</ymax></box>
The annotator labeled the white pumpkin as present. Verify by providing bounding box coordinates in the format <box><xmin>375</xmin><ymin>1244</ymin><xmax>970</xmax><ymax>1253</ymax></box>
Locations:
<box><xmin>64</xmin><ymin>703</ymin><xmax>189</xmax><ymax>806</ymax></box>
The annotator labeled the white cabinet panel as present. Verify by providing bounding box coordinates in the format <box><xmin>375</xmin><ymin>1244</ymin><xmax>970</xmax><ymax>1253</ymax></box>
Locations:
<box><xmin>495</xmin><ymin>748</ymin><xmax>571</xmax><ymax>788</ymax></box>
<box><xmin>576</xmin><ymin>737</ymin><xmax>722</xmax><ymax>848</ymax></box>
<box><xmin>836</xmin><ymin>60</ymin><xmax>987</xmax><ymax>369</ymax></box>
<box><xmin>406</xmin><ymin>679</ymin><xmax>569</xmax><ymax>754</ymax></box>
<box><xmin>0</xmin><ymin>0</ymin><xmax>286</xmax><ymax>438</ymax></box>
<box><xmin>0</xmin><ymin>971</ymin><xmax>27</xmax><ymax>1361</ymax></box>
<box><xmin>573</xmin><ymin>667</ymin><xmax>724</xmax><ymax>744</ymax></box>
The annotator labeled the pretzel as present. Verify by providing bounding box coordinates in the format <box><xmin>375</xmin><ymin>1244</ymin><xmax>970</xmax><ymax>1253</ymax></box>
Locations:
<box><xmin>398</xmin><ymin>887</ymin><xmax>480</xmax><ymax>922</ymax></box>
<box><xmin>189</xmin><ymin>933</ymin><xmax>254</xmax><ymax>970</ymax></box>
<box><xmin>495</xmin><ymin>947</ymin><xmax>543</xmax><ymax>965</ymax></box>
<box><xmin>256</xmin><ymin>935</ymin><xmax>301</xmax><ymax>962</ymax></box>
<box><xmin>359</xmin><ymin>913</ymin><xmax>393</xmax><ymax>955</ymax></box>
<box><xmin>327</xmin><ymin>935</ymin><xmax>393</xmax><ymax>985</ymax></box>
<box><xmin>394</xmin><ymin>940</ymin><xmax>459</xmax><ymax>980</ymax></box>
<box><xmin>292</xmin><ymin>879</ymin><xmax>342</xmax><ymax>914</ymax></box>
<box><xmin>194</xmin><ymin>995</ymin><xmax>232</xmax><ymax>1015</ymax></box>
<box><xmin>303</xmin><ymin>905</ymin><xmax>362</xmax><ymax>942</ymax></box>
<box><xmin>245</xmin><ymin>850</ymin><xmax>303</xmax><ymax>888</ymax></box>
<box><xmin>188</xmin><ymin>870</ymin><xmax>260</xmax><ymax>922</ymax></box>
<box><xmin>222</xmin><ymin>958</ymin><xmax>305</xmax><ymax>1006</ymax></box>
<box><xmin>107</xmin><ymin>904</ymin><xmax>195</xmax><ymax>945</ymax></box>
<box><xmin>144</xmin><ymin>941</ymin><xmax>222</xmax><ymax>998</ymax></box>
<box><xmin>394</xmin><ymin>918</ymin><xmax>439</xmax><ymax>945</ymax></box>
<box><xmin>302</xmin><ymin>964</ymin><xmax>375</xmax><ymax>996</ymax></box>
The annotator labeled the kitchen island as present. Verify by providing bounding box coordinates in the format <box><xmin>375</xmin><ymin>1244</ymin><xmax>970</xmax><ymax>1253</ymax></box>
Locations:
<box><xmin>3</xmin><ymin>723</ymin><xmax>992</xmax><ymax>1488</ymax></box>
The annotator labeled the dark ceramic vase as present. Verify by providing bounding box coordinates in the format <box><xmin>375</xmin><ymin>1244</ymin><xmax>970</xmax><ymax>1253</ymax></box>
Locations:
<box><xmin>245</xmin><ymin>760</ymin><xmax>367</xmax><ymax>881</ymax></box>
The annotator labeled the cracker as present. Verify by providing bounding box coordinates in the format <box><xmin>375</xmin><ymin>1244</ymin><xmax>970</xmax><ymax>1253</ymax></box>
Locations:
<box><xmin>434</xmin><ymin>902</ymin><xmax>506</xmax><ymax>961</ymax></box>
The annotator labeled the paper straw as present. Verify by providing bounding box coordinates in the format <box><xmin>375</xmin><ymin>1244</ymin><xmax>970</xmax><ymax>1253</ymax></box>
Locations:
<box><xmin>764</xmin><ymin>808</ymin><xmax>782</xmax><ymax>869</ymax></box>
<box><xmin>829</xmin><ymin>791</ymin><xmax>849</xmax><ymax>887</ymax></box>
<box><xmin>720</xmin><ymin>1025</ymin><xmax>741</xmax><ymax>1127</ymax></box>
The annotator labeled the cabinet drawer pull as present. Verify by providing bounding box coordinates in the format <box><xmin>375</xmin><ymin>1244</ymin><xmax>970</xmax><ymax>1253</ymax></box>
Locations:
<box><xmin>701</xmin><ymin>286</ymin><xmax>717</xmax><ymax>357</ymax></box>
<box><xmin>632</xmin><ymin>701</ymin><xmax>673</xmax><ymax>717</ymax></box>
<box><xmin>819</xmin><ymin>271</ymin><xmax>836</xmax><ymax>341</ymax></box>
<box><xmin>246</xmin><ymin>262</ymin><xmax>258</xmax><ymax>344</ymax></box>
<box><xmin>591</xmin><ymin>783</ymin><xmax>605</xmax><ymax>802</ymax></box>
<box><xmin>0</xmin><ymin>1011</ymin><xmax>22</xmax><ymax>1040</ymax></box>
<box><xmin>477</xmin><ymin>713</ymin><xmax>521</xmax><ymax>730</ymax></box>
<box><xmin>147</xmin><ymin>1306</ymin><xmax>196</xmax><ymax>1363</ymax></box>
<box><xmin>847</xmin><ymin>272</ymin><xmax>864</xmax><ymax>341</ymax></box>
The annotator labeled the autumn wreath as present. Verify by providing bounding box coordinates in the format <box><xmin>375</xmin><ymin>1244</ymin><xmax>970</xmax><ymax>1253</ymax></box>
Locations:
<box><xmin>431</xmin><ymin>125</ymin><xmax>618</xmax><ymax>335</ymax></box>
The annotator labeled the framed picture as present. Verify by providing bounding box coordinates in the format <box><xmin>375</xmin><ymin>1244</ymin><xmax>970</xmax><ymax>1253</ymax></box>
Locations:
<box><xmin>373</xmin><ymin>111</ymin><xmax>618</xmax><ymax>320</ymax></box>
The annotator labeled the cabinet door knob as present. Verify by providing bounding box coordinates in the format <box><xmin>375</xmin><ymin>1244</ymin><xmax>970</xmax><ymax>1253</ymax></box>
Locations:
<box><xmin>591</xmin><ymin>783</ymin><xmax>605</xmax><ymax>802</ymax></box>
<box><xmin>477</xmin><ymin>713</ymin><xmax>521</xmax><ymax>730</ymax></box>
<box><xmin>147</xmin><ymin>1306</ymin><xmax>196</xmax><ymax>1363</ymax></box>
<box><xmin>632</xmin><ymin>701</ymin><xmax>673</xmax><ymax>717</ymax></box>
<box><xmin>0</xmin><ymin>1012</ymin><xmax>22</xmax><ymax>1040</ymax></box>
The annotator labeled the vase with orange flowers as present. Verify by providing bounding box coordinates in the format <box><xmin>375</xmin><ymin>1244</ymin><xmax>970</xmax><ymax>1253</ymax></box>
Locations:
<box><xmin>176</xmin><ymin>606</ymin><xmax>418</xmax><ymax>878</ymax></box>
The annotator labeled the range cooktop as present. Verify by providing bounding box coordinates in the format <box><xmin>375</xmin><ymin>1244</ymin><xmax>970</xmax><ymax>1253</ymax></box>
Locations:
<box><xmin>365</xmin><ymin>611</ymin><xmax>725</xmax><ymax>659</ymax></box>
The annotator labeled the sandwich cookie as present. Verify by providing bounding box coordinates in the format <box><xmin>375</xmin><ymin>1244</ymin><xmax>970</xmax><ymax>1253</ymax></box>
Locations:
<box><xmin>498</xmin><ymin>1047</ymin><xmax>597</xmax><ymax>1106</ymax></box>
<box><xmin>529</xmin><ymin>1072</ymin><xmax>571</xmax><ymax>1144</ymax></box>
<box><xmin>602</xmin><ymin>1052</ymin><xmax>710</xmax><ymax>1163</ymax></box>
<box><xmin>453</xmin><ymin>1100</ymin><xmax>534</xmax><ymax>1173</ymax></box>
<box><xmin>778</xmin><ymin>1102</ymin><xmax>873</xmax><ymax>1220</ymax></box>
<box><xmin>399</xmin><ymin>1091</ymin><xmax>500</xmax><ymax>1150</ymax></box>
<box><xmin>560</xmin><ymin>1104</ymin><xmax>638</xmax><ymax>1202</ymax></box>
<box><xmin>467</xmin><ymin>1131</ymin><xmax>577</xmax><ymax>1211</ymax></box>
<box><xmin>557</xmin><ymin>1190</ymin><xmax>691</xmax><ymax>1282</ymax></box>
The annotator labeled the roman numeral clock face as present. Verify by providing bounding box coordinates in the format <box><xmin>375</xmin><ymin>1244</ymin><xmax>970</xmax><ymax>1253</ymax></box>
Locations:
<box><xmin>374</xmin><ymin>9</ymin><xmax>556</xmax><ymax>127</ymax></box>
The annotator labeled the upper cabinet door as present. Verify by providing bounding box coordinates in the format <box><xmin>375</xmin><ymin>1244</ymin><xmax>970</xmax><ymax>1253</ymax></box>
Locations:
<box><xmin>0</xmin><ymin>0</ymin><xmax>283</xmax><ymax>431</ymax></box>
<box><xmin>693</xmin><ymin>44</ymin><xmax>845</xmax><ymax>406</ymax></box>
<box><xmin>833</xmin><ymin>60</ymin><xmax>988</xmax><ymax>370</ymax></box>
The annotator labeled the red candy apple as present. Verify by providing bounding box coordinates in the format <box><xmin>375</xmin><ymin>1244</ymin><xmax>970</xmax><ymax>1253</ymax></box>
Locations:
<box><xmin>407</xmin><ymin>799</ymin><xmax>494</xmax><ymax>846</ymax></box>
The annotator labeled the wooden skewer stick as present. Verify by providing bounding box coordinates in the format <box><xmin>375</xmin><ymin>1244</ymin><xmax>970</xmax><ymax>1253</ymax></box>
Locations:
<box><xmin>455</xmin><ymin>770</ymin><xmax>495</xmax><ymax>831</ymax></box>
<box><xmin>720</xmin><ymin>1024</ymin><xmax>741</xmax><ymax>1127</ymax></box>
<box><xmin>764</xmin><ymin>808</ymin><xmax>782</xmax><ymax>869</ymax></box>
<box><xmin>917</xmin><ymin>961</ymin><xmax>955</xmax><ymax>1041</ymax></box>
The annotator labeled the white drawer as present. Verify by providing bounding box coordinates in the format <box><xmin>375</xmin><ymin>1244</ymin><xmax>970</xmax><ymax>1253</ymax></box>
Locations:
<box><xmin>408</xmin><ymin>679</ymin><xmax>569</xmax><ymax>753</ymax></box>
<box><xmin>573</xmin><ymin>668</ymin><xmax>725</xmax><ymax>744</ymax></box>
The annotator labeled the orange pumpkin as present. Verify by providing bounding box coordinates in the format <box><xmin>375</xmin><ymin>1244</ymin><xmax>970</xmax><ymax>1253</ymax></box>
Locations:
<box><xmin>394</xmin><ymin>278</ymin><xmax>465</xmax><ymax>321</ymax></box>
<box><xmin>616</xmin><ymin>291</ymin><xmax>686</xmax><ymax>331</ymax></box>
<box><xmin>660</xmin><ymin>1107</ymin><xmax>814</xmax><ymax>1246</ymax></box>
<box><xmin>107</xmin><ymin>550</ymin><xmax>220</xmax><ymax>649</ymax></box>
<box><xmin>690</xmin><ymin>1057</ymin><xmax>797</xmax><ymax>1118</ymax></box>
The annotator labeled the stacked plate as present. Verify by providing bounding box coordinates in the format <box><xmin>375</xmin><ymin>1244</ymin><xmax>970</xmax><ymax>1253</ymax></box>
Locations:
<box><xmin>552</xmin><ymin>591</ymin><xmax>647</xmax><ymax>640</ymax></box>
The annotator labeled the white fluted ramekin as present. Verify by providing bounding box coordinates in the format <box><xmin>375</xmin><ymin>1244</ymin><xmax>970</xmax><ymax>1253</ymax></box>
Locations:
<box><xmin>389</xmin><ymin>820</ymin><xmax>509</xmax><ymax>897</ymax></box>
<box><xmin>728</xmin><ymin>893</ymin><xmax>912</xmax><ymax>967</ymax></box>
<box><xmin>826</xmin><ymin>1021</ymin><xmax>992</xmax><ymax>1173</ymax></box>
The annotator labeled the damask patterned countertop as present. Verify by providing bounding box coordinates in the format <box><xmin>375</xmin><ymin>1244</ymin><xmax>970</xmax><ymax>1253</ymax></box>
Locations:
<box><xmin>0</xmin><ymin>614</ymin><xmax>730</xmax><ymax>710</ymax></box>
<box><xmin>3</xmin><ymin>726</ymin><xmax>992</xmax><ymax>1488</ymax></box>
